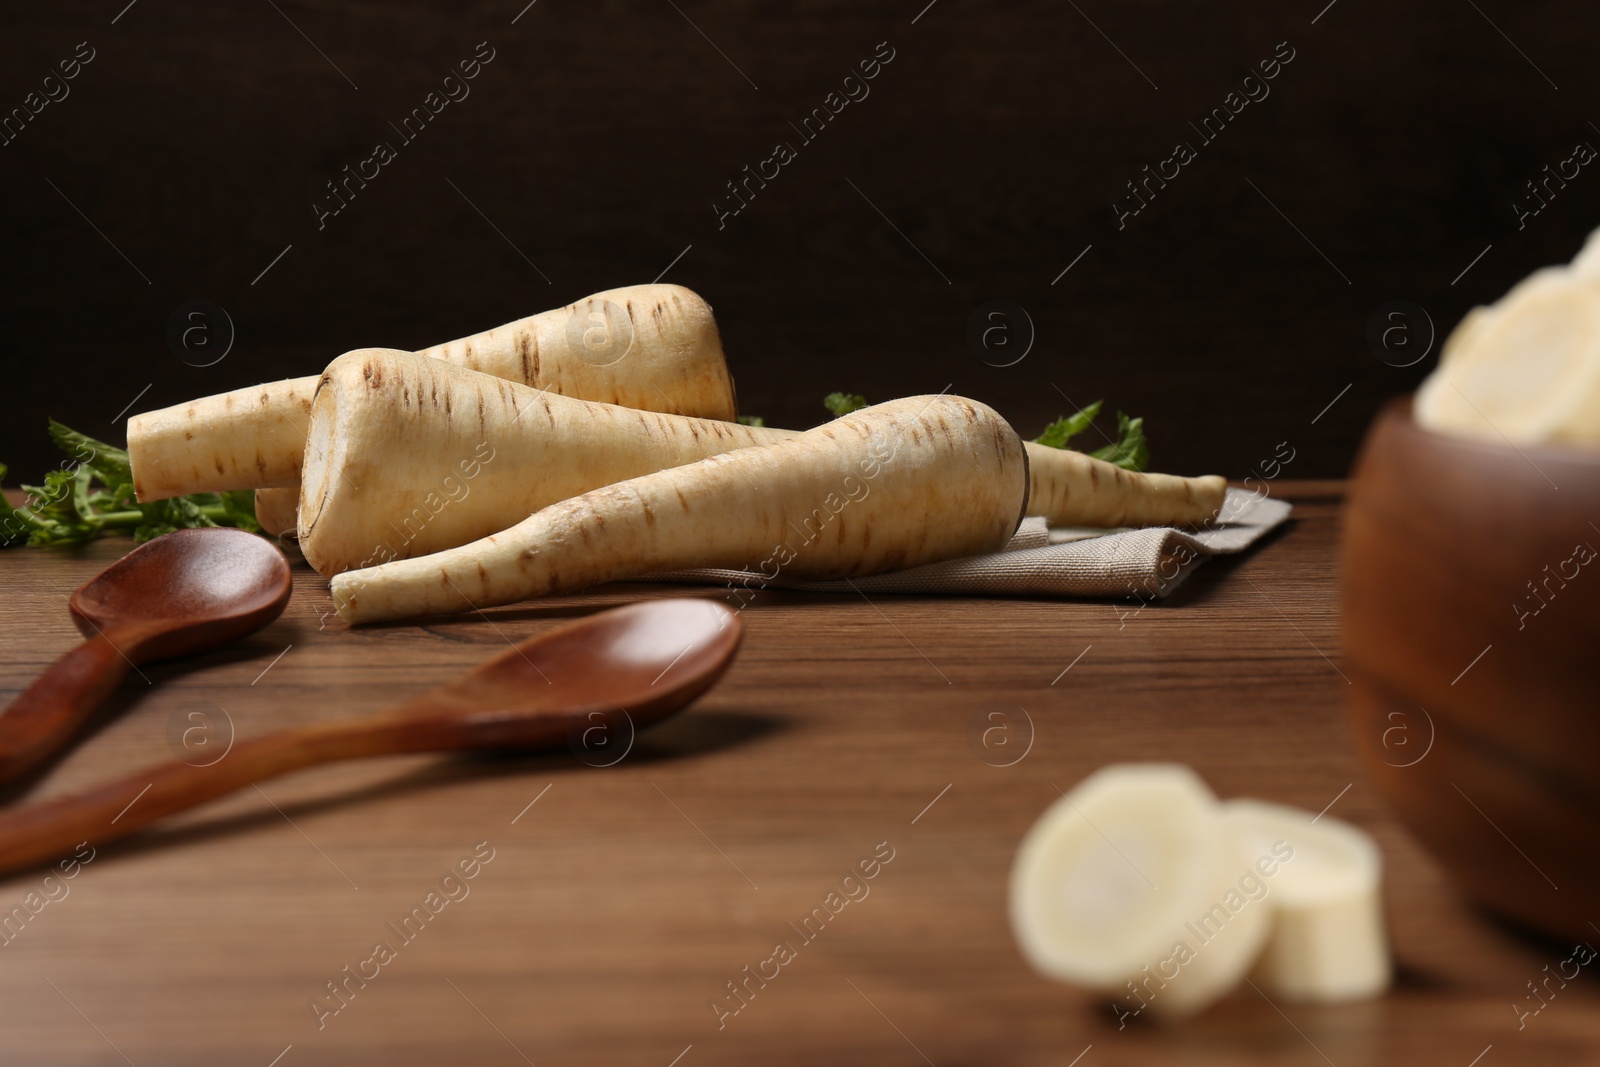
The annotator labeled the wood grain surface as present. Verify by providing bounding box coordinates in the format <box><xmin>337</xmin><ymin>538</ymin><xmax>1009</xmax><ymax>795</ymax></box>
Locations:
<box><xmin>0</xmin><ymin>481</ymin><xmax>1595</xmax><ymax>1065</ymax></box>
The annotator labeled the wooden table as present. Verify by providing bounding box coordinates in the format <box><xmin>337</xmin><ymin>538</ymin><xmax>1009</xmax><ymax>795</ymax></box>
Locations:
<box><xmin>1</xmin><ymin>481</ymin><xmax>1595</xmax><ymax>1066</ymax></box>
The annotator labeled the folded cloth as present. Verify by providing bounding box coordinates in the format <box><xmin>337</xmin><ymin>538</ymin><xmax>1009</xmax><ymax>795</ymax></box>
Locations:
<box><xmin>645</xmin><ymin>488</ymin><xmax>1290</xmax><ymax>599</ymax></box>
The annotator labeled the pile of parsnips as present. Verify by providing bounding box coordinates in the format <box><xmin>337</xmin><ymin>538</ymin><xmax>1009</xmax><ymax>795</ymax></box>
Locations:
<box><xmin>127</xmin><ymin>285</ymin><xmax>1227</xmax><ymax>625</ymax></box>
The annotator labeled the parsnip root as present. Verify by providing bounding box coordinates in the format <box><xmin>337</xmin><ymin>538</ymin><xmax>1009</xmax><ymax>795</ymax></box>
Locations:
<box><xmin>128</xmin><ymin>284</ymin><xmax>737</xmax><ymax>500</ymax></box>
<box><xmin>253</xmin><ymin>487</ymin><xmax>299</xmax><ymax>538</ymax></box>
<box><xmin>1024</xmin><ymin>446</ymin><xmax>1225</xmax><ymax>528</ymax></box>
<box><xmin>298</xmin><ymin>349</ymin><xmax>794</xmax><ymax>576</ymax></box>
<box><xmin>296</xmin><ymin>347</ymin><xmax>1222</xmax><ymax>575</ymax></box>
<box><xmin>330</xmin><ymin>395</ymin><xmax>1029</xmax><ymax>624</ymax></box>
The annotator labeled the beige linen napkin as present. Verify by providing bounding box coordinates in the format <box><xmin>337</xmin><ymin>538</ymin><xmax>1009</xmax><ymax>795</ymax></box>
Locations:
<box><xmin>646</xmin><ymin>488</ymin><xmax>1291</xmax><ymax>599</ymax></box>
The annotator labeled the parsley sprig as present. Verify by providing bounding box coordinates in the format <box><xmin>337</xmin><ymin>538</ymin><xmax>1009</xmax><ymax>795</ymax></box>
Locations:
<box><xmin>1031</xmin><ymin>400</ymin><xmax>1149</xmax><ymax>472</ymax></box>
<box><xmin>823</xmin><ymin>393</ymin><xmax>1149</xmax><ymax>472</ymax></box>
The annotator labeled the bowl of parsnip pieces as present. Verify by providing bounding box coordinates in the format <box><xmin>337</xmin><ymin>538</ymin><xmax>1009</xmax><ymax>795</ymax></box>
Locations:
<box><xmin>1342</xmin><ymin>230</ymin><xmax>1600</xmax><ymax>943</ymax></box>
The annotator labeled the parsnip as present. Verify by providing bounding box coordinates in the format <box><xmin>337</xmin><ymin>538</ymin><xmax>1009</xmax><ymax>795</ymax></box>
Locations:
<box><xmin>298</xmin><ymin>346</ymin><xmax>1221</xmax><ymax>576</ymax></box>
<box><xmin>1024</xmin><ymin>446</ymin><xmax>1225</xmax><ymax>528</ymax></box>
<box><xmin>128</xmin><ymin>284</ymin><xmax>737</xmax><ymax>501</ymax></box>
<box><xmin>257</xmin><ymin>438</ymin><xmax>1222</xmax><ymax>543</ymax></box>
<box><xmin>329</xmin><ymin>395</ymin><xmax>1029</xmax><ymax>624</ymax></box>
<box><xmin>298</xmin><ymin>350</ymin><xmax>793</xmax><ymax>576</ymax></box>
<box><xmin>253</xmin><ymin>487</ymin><xmax>299</xmax><ymax>538</ymax></box>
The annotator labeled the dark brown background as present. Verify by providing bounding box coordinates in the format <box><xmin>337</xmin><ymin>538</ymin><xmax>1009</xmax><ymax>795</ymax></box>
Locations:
<box><xmin>2</xmin><ymin>1</ymin><xmax>1596</xmax><ymax>482</ymax></box>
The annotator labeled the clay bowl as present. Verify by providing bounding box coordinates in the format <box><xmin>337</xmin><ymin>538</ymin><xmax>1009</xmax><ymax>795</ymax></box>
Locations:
<box><xmin>1342</xmin><ymin>399</ymin><xmax>1600</xmax><ymax>942</ymax></box>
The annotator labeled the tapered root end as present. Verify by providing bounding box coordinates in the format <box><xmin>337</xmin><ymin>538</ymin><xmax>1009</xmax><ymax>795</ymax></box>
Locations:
<box><xmin>330</xmin><ymin>575</ymin><xmax>359</xmax><ymax>623</ymax></box>
<box><xmin>1195</xmin><ymin>475</ymin><xmax>1229</xmax><ymax>523</ymax></box>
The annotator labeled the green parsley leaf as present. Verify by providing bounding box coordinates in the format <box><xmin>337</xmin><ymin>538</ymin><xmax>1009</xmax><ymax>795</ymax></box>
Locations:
<box><xmin>823</xmin><ymin>390</ymin><xmax>1149</xmax><ymax>472</ymax></box>
<box><xmin>823</xmin><ymin>392</ymin><xmax>869</xmax><ymax>418</ymax></box>
<box><xmin>1032</xmin><ymin>400</ymin><xmax>1104</xmax><ymax>450</ymax></box>
<box><xmin>1</xmin><ymin>422</ymin><xmax>261</xmax><ymax>549</ymax></box>
<box><xmin>1087</xmin><ymin>411</ymin><xmax>1149</xmax><ymax>472</ymax></box>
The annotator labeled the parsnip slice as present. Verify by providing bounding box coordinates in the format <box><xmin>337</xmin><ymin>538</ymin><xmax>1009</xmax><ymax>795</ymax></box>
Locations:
<box><xmin>1435</xmin><ymin>304</ymin><xmax>1494</xmax><ymax>368</ymax></box>
<box><xmin>1223</xmin><ymin>799</ymin><xmax>1390</xmax><ymax>1003</ymax></box>
<box><xmin>1571</xmin><ymin>225</ymin><xmax>1600</xmax><ymax>279</ymax></box>
<box><xmin>1009</xmin><ymin>765</ymin><xmax>1271</xmax><ymax>1020</ymax></box>
<box><xmin>1415</xmin><ymin>267</ymin><xmax>1600</xmax><ymax>444</ymax></box>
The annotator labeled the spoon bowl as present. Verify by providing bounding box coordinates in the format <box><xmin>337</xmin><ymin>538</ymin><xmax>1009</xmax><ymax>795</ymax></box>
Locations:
<box><xmin>386</xmin><ymin>598</ymin><xmax>745</xmax><ymax>752</ymax></box>
<box><xmin>0</xmin><ymin>598</ymin><xmax>744</xmax><ymax>875</ymax></box>
<box><xmin>70</xmin><ymin>526</ymin><xmax>293</xmax><ymax>660</ymax></box>
<box><xmin>0</xmin><ymin>527</ymin><xmax>292</xmax><ymax>784</ymax></box>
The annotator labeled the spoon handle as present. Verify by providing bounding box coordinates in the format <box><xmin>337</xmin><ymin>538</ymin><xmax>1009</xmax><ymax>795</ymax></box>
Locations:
<box><xmin>0</xmin><ymin>714</ymin><xmax>448</xmax><ymax>876</ymax></box>
<box><xmin>0</xmin><ymin>634</ymin><xmax>133</xmax><ymax>785</ymax></box>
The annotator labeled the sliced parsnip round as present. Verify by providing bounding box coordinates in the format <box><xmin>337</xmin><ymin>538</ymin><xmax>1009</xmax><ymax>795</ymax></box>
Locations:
<box><xmin>1435</xmin><ymin>304</ymin><xmax>1494</xmax><ymax>368</ymax></box>
<box><xmin>330</xmin><ymin>394</ymin><xmax>1029</xmax><ymax>624</ymax></box>
<box><xmin>1415</xmin><ymin>267</ymin><xmax>1600</xmax><ymax>445</ymax></box>
<box><xmin>128</xmin><ymin>284</ymin><xmax>738</xmax><ymax>501</ymax></box>
<box><xmin>1571</xmin><ymin>226</ymin><xmax>1600</xmax><ymax>279</ymax></box>
<box><xmin>1223</xmin><ymin>799</ymin><xmax>1390</xmax><ymax>1003</ymax></box>
<box><xmin>1009</xmin><ymin>764</ymin><xmax>1271</xmax><ymax>1021</ymax></box>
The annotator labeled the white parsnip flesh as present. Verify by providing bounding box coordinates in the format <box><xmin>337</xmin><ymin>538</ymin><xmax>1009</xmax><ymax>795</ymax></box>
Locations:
<box><xmin>329</xmin><ymin>395</ymin><xmax>1029</xmax><ymax>624</ymax></box>
<box><xmin>298</xmin><ymin>350</ymin><xmax>792</xmax><ymax>576</ymax></box>
<box><xmin>1012</xmin><ymin>764</ymin><xmax>1394</xmax><ymax>1022</ymax></box>
<box><xmin>1010</xmin><ymin>764</ymin><xmax>1273</xmax><ymax>1021</ymax></box>
<box><xmin>1223</xmin><ymin>799</ymin><xmax>1390</xmax><ymax>1003</ymax></box>
<box><xmin>1415</xmin><ymin>265</ymin><xmax>1600</xmax><ymax>444</ymax></box>
<box><xmin>1571</xmin><ymin>224</ymin><xmax>1600</xmax><ymax>280</ymax></box>
<box><xmin>127</xmin><ymin>284</ymin><xmax>737</xmax><ymax>500</ymax></box>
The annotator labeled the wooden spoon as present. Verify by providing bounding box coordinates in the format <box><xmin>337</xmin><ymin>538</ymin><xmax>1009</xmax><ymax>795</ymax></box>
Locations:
<box><xmin>0</xmin><ymin>528</ymin><xmax>292</xmax><ymax>784</ymax></box>
<box><xmin>0</xmin><ymin>598</ymin><xmax>742</xmax><ymax>876</ymax></box>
